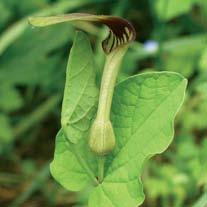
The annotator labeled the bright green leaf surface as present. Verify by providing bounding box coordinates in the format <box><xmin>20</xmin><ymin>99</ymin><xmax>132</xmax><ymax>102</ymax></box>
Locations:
<box><xmin>61</xmin><ymin>32</ymin><xmax>99</xmax><ymax>144</ymax></box>
<box><xmin>51</xmin><ymin>32</ymin><xmax>99</xmax><ymax>190</ymax></box>
<box><xmin>50</xmin><ymin>130</ymin><xmax>98</xmax><ymax>191</ymax></box>
<box><xmin>193</xmin><ymin>192</ymin><xmax>207</xmax><ymax>207</ymax></box>
<box><xmin>51</xmin><ymin>67</ymin><xmax>187</xmax><ymax>206</ymax></box>
<box><xmin>89</xmin><ymin>72</ymin><xmax>187</xmax><ymax>207</ymax></box>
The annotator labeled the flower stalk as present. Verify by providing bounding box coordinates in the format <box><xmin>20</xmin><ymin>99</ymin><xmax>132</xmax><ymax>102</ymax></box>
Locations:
<box><xmin>89</xmin><ymin>45</ymin><xmax>129</xmax><ymax>182</ymax></box>
<box><xmin>88</xmin><ymin>45</ymin><xmax>128</xmax><ymax>157</ymax></box>
<box><xmin>28</xmin><ymin>13</ymin><xmax>136</xmax><ymax>183</ymax></box>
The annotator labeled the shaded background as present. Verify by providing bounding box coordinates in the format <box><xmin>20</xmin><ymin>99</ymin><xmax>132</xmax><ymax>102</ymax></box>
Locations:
<box><xmin>0</xmin><ymin>0</ymin><xmax>207</xmax><ymax>206</ymax></box>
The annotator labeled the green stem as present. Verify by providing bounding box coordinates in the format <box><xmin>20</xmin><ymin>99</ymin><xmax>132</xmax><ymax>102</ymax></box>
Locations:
<box><xmin>96</xmin><ymin>45</ymin><xmax>128</xmax><ymax>121</ymax></box>
<box><xmin>93</xmin><ymin>45</ymin><xmax>128</xmax><ymax>181</ymax></box>
<box><xmin>156</xmin><ymin>0</ymin><xmax>169</xmax><ymax>69</ymax></box>
<box><xmin>98</xmin><ymin>157</ymin><xmax>105</xmax><ymax>183</ymax></box>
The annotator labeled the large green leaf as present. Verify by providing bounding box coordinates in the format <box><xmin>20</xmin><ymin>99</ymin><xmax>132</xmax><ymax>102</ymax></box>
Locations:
<box><xmin>51</xmin><ymin>31</ymin><xmax>99</xmax><ymax>191</ymax></box>
<box><xmin>61</xmin><ymin>31</ymin><xmax>99</xmax><ymax>144</ymax></box>
<box><xmin>51</xmin><ymin>69</ymin><xmax>187</xmax><ymax>206</ymax></box>
<box><xmin>89</xmin><ymin>72</ymin><xmax>187</xmax><ymax>207</ymax></box>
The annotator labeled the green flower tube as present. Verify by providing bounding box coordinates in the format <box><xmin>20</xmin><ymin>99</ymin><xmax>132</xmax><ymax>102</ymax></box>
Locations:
<box><xmin>29</xmin><ymin>13</ymin><xmax>136</xmax><ymax>182</ymax></box>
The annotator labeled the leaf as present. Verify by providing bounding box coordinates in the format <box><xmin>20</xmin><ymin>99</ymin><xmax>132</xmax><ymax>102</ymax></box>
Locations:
<box><xmin>89</xmin><ymin>72</ymin><xmax>187</xmax><ymax>207</ymax></box>
<box><xmin>0</xmin><ymin>84</ymin><xmax>23</xmax><ymax>112</ymax></box>
<box><xmin>181</xmin><ymin>100</ymin><xmax>207</xmax><ymax>131</ymax></box>
<box><xmin>161</xmin><ymin>34</ymin><xmax>207</xmax><ymax>77</ymax></box>
<box><xmin>61</xmin><ymin>31</ymin><xmax>99</xmax><ymax>144</ymax></box>
<box><xmin>0</xmin><ymin>114</ymin><xmax>13</xmax><ymax>143</ymax></box>
<box><xmin>51</xmin><ymin>31</ymin><xmax>99</xmax><ymax>191</ymax></box>
<box><xmin>0</xmin><ymin>0</ymin><xmax>98</xmax><ymax>55</ymax></box>
<box><xmin>51</xmin><ymin>71</ymin><xmax>187</xmax><ymax>207</ymax></box>
<box><xmin>155</xmin><ymin>0</ymin><xmax>193</xmax><ymax>21</ymax></box>
<box><xmin>0</xmin><ymin>24</ymin><xmax>73</xmax><ymax>87</ymax></box>
<box><xmin>50</xmin><ymin>130</ymin><xmax>98</xmax><ymax>191</ymax></box>
<box><xmin>16</xmin><ymin>0</ymin><xmax>49</xmax><ymax>15</ymax></box>
<box><xmin>0</xmin><ymin>1</ymin><xmax>12</xmax><ymax>29</ymax></box>
<box><xmin>192</xmin><ymin>192</ymin><xmax>207</xmax><ymax>207</ymax></box>
<box><xmin>199</xmin><ymin>47</ymin><xmax>207</xmax><ymax>72</ymax></box>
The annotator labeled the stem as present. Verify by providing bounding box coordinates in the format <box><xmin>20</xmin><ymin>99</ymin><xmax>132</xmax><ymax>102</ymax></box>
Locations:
<box><xmin>98</xmin><ymin>157</ymin><xmax>105</xmax><ymax>183</ymax></box>
<box><xmin>94</xmin><ymin>45</ymin><xmax>128</xmax><ymax>181</ymax></box>
<box><xmin>156</xmin><ymin>0</ymin><xmax>169</xmax><ymax>69</ymax></box>
<box><xmin>96</xmin><ymin>45</ymin><xmax>128</xmax><ymax>121</ymax></box>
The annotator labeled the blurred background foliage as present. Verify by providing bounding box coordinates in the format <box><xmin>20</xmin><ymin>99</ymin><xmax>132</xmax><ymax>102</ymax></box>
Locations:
<box><xmin>0</xmin><ymin>0</ymin><xmax>207</xmax><ymax>206</ymax></box>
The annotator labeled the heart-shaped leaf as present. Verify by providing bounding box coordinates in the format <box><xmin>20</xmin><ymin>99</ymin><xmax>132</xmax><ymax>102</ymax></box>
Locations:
<box><xmin>51</xmin><ymin>43</ymin><xmax>187</xmax><ymax>207</ymax></box>
<box><xmin>89</xmin><ymin>71</ymin><xmax>187</xmax><ymax>206</ymax></box>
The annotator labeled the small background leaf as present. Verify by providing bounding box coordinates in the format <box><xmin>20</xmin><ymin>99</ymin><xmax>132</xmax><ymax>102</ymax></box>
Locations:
<box><xmin>155</xmin><ymin>0</ymin><xmax>193</xmax><ymax>21</ymax></box>
<box><xmin>0</xmin><ymin>84</ymin><xmax>23</xmax><ymax>112</ymax></box>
